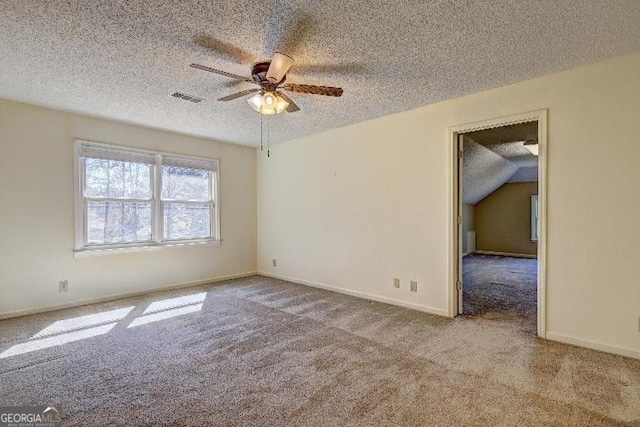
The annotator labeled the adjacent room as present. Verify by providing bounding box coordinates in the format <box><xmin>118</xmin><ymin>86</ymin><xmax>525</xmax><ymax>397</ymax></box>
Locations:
<box><xmin>460</xmin><ymin>123</ymin><xmax>540</xmax><ymax>334</ymax></box>
<box><xmin>1</xmin><ymin>1</ymin><xmax>640</xmax><ymax>425</ymax></box>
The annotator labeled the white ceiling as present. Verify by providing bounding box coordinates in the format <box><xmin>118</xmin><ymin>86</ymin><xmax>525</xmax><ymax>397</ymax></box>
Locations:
<box><xmin>1</xmin><ymin>1</ymin><xmax>639</xmax><ymax>146</ymax></box>
<box><xmin>463</xmin><ymin>122</ymin><xmax>538</xmax><ymax>204</ymax></box>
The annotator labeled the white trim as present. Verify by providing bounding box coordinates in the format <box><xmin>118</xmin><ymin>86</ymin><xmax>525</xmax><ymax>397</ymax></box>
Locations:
<box><xmin>456</xmin><ymin>134</ymin><xmax>464</xmax><ymax>315</ymax></box>
<box><xmin>546</xmin><ymin>332</ymin><xmax>640</xmax><ymax>360</ymax></box>
<box><xmin>0</xmin><ymin>271</ymin><xmax>256</xmax><ymax>320</ymax></box>
<box><xmin>448</xmin><ymin>109</ymin><xmax>548</xmax><ymax>338</ymax></box>
<box><xmin>213</xmin><ymin>163</ymin><xmax>221</xmax><ymax>244</ymax></box>
<box><xmin>73</xmin><ymin>141</ymin><xmax>83</xmax><ymax>250</ymax></box>
<box><xmin>473</xmin><ymin>250</ymin><xmax>537</xmax><ymax>259</ymax></box>
<box><xmin>259</xmin><ymin>272</ymin><xmax>450</xmax><ymax>317</ymax></box>
<box><xmin>73</xmin><ymin>239</ymin><xmax>222</xmax><ymax>257</ymax></box>
<box><xmin>154</xmin><ymin>153</ymin><xmax>163</xmax><ymax>243</ymax></box>
<box><xmin>537</xmin><ymin>111</ymin><xmax>548</xmax><ymax>339</ymax></box>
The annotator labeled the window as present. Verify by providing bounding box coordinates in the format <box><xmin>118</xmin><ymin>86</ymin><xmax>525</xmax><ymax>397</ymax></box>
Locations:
<box><xmin>75</xmin><ymin>141</ymin><xmax>219</xmax><ymax>253</ymax></box>
<box><xmin>531</xmin><ymin>194</ymin><xmax>539</xmax><ymax>242</ymax></box>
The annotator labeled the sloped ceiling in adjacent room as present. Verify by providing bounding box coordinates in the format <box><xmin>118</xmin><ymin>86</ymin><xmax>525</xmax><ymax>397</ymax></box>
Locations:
<box><xmin>1</xmin><ymin>1</ymin><xmax>640</xmax><ymax>146</ymax></box>
<box><xmin>463</xmin><ymin>122</ymin><xmax>538</xmax><ymax>204</ymax></box>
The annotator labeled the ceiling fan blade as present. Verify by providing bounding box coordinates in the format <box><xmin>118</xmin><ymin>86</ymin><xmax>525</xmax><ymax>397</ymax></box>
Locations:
<box><xmin>266</xmin><ymin>52</ymin><xmax>294</xmax><ymax>83</ymax></box>
<box><xmin>190</xmin><ymin>63</ymin><xmax>255</xmax><ymax>83</ymax></box>
<box><xmin>217</xmin><ymin>88</ymin><xmax>260</xmax><ymax>102</ymax></box>
<box><xmin>284</xmin><ymin>84</ymin><xmax>343</xmax><ymax>97</ymax></box>
<box><xmin>276</xmin><ymin>91</ymin><xmax>300</xmax><ymax>112</ymax></box>
<box><xmin>223</xmin><ymin>79</ymin><xmax>248</xmax><ymax>89</ymax></box>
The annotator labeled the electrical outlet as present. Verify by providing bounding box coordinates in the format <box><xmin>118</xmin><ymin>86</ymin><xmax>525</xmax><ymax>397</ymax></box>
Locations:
<box><xmin>410</xmin><ymin>280</ymin><xmax>417</xmax><ymax>292</ymax></box>
<box><xmin>393</xmin><ymin>278</ymin><xmax>400</xmax><ymax>288</ymax></box>
<box><xmin>59</xmin><ymin>280</ymin><xmax>68</xmax><ymax>292</ymax></box>
<box><xmin>272</xmin><ymin>259</ymin><xmax>277</xmax><ymax>267</ymax></box>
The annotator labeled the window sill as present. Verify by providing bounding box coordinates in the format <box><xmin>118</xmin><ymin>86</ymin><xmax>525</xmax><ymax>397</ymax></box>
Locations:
<box><xmin>74</xmin><ymin>240</ymin><xmax>221</xmax><ymax>258</ymax></box>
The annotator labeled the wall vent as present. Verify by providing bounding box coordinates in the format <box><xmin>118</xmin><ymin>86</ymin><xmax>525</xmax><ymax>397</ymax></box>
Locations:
<box><xmin>170</xmin><ymin>92</ymin><xmax>204</xmax><ymax>103</ymax></box>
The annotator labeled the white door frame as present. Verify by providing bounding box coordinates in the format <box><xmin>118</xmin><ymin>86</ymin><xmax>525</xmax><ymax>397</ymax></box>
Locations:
<box><xmin>448</xmin><ymin>109</ymin><xmax>548</xmax><ymax>338</ymax></box>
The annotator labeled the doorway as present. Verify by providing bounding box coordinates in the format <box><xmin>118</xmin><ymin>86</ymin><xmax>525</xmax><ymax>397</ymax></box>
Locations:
<box><xmin>449</xmin><ymin>110</ymin><xmax>547</xmax><ymax>337</ymax></box>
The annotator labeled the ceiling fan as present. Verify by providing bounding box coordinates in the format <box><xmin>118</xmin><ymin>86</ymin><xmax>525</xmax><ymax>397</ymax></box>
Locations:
<box><xmin>190</xmin><ymin>52</ymin><xmax>343</xmax><ymax>115</ymax></box>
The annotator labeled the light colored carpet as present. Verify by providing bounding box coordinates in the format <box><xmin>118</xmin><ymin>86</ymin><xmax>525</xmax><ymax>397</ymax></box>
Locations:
<box><xmin>1</xmin><ymin>275</ymin><xmax>639</xmax><ymax>426</ymax></box>
<box><xmin>463</xmin><ymin>254</ymin><xmax>537</xmax><ymax>334</ymax></box>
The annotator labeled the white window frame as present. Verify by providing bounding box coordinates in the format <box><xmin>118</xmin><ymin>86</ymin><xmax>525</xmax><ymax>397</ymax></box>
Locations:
<box><xmin>74</xmin><ymin>140</ymin><xmax>220</xmax><ymax>256</ymax></box>
<box><xmin>531</xmin><ymin>194</ymin><xmax>539</xmax><ymax>242</ymax></box>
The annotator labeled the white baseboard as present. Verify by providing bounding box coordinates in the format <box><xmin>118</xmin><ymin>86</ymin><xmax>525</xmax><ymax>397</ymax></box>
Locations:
<box><xmin>258</xmin><ymin>271</ymin><xmax>449</xmax><ymax>317</ymax></box>
<box><xmin>474</xmin><ymin>250</ymin><xmax>537</xmax><ymax>259</ymax></box>
<box><xmin>0</xmin><ymin>271</ymin><xmax>257</xmax><ymax>320</ymax></box>
<box><xmin>546</xmin><ymin>332</ymin><xmax>640</xmax><ymax>360</ymax></box>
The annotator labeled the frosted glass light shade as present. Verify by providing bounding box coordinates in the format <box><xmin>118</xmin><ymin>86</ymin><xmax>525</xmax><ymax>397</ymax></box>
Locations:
<box><xmin>262</xmin><ymin>92</ymin><xmax>277</xmax><ymax>108</ymax></box>
<box><xmin>247</xmin><ymin>93</ymin><xmax>262</xmax><ymax>112</ymax></box>
<box><xmin>247</xmin><ymin>91</ymin><xmax>289</xmax><ymax>115</ymax></box>
<box><xmin>274</xmin><ymin>95</ymin><xmax>289</xmax><ymax>114</ymax></box>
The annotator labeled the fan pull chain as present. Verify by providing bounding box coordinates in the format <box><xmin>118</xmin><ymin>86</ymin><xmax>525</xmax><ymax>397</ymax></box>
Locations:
<box><xmin>260</xmin><ymin>113</ymin><xmax>263</xmax><ymax>151</ymax></box>
<box><xmin>267</xmin><ymin>115</ymin><xmax>271</xmax><ymax>158</ymax></box>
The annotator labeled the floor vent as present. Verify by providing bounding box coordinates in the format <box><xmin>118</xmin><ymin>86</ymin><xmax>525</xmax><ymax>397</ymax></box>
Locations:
<box><xmin>170</xmin><ymin>92</ymin><xmax>204</xmax><ymax>103</ymax></box>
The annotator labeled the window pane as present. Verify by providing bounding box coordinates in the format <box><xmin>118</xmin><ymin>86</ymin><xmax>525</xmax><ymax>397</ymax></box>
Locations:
<box><xmin>163</xmin><ymin>203</ymin><xmax>211</xmax><ymax>240</ymax></box>
<box><xmin>85</xmin><ymin>158</ymin><xmax>152</xmax><ymax>199</ymax></box>
<box><xmin>87</xmin><ymin>201</ymin><xmax>152</xmax><ymax>244</ymax></box>
<box><xmin>531</xmin><ymin>195</ymin><xmax>539</xmax><ymax>242</ymax></box>
<box><xmin>161</xmin><ymin>166</ymin><xmax>209</xmax><ymax>201</ymax></box>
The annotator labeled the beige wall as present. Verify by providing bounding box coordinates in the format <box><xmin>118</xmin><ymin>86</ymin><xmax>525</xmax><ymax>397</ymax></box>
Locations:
<box><xmin>475</xmin><ymin>182</ymin><xmax>537</xmax><ymax>256</ymax></box>
<box><xmin>0</xmin><ymin>99</ymin><xmax>257</xmax><ymax>316</ymax></box>
<box><xmin>257</xmin><ymin>51</ymin><xmax>640</xmax><ymax>358</ymax></box>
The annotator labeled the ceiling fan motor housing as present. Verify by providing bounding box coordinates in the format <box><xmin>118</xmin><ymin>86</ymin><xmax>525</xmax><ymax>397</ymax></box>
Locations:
<box><xmin>252</xmin><ymin>62</ymin><xmax>285</xmax><ymax>87</ymax></box>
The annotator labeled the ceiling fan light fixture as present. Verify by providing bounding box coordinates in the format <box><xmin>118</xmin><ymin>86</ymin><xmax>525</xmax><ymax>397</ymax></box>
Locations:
<box><xmin>247</xmin><ymin>91</ymin><xmax>289</xmax><ymax>115</ymax></box>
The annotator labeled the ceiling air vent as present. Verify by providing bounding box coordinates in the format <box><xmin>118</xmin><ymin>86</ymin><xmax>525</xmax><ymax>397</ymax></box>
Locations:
<box><xmin>170</xmin><ymin>92</ymin><xmax>204</xmax><ymax>103</ymax></box>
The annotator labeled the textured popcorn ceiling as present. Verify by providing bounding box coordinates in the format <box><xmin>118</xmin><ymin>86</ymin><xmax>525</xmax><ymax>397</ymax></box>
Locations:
<box><xmin>463</xmin><ymin>122</ymin><xmax>538</xmax><ymax>204</ymax></box>
<box><xmin>1</xmin><ymin>1</ymin><xmax>639</xmax><ymax>146</ymax></box>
